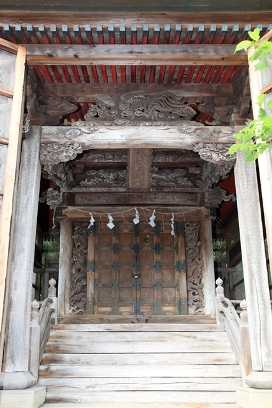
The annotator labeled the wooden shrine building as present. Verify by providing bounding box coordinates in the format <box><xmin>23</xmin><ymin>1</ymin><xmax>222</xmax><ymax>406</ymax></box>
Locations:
<box><xmin>0</xmin><ymin>1</ymin><xmax>272</xmax><ymax>407</ymax></box>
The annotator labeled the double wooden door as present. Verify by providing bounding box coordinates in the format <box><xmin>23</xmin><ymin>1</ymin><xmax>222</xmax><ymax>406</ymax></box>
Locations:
<box><xmin>87</xmin><ymin>221</ymin><xmax>187</xmax><ymax>317</ymax></box>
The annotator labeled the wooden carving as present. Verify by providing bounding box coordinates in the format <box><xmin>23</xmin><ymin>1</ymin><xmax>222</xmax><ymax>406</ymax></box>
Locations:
<box><xmin>73</xmin><ymin>92</ymin><xmax>197</xmax><ymax>124</ymax></box>
<box><xmin>185</xmin><ymin>223</ymin><xmax>204</xmax><ymax>314</ymax></box>
<box><xmin>76</xmin><ymin>168</ymin><xmax>127</xmax><ymax>188</ymax></box>
<box><xmin>70</xmin><ymin>224</ymin><xmax>88</xmax><ymax>313</ymax></box>
<box><xmin>192</xmin><ymin>143</ymin><xmax>234</xmax><ymax>164</ymax></box>
<box><xmin>152</xmin><ymin>167</ymin><xmax>202</xmax><ymax>188</ymax></box>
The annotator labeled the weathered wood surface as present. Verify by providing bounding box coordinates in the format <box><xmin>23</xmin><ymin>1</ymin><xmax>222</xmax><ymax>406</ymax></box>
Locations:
<box><xmin>0</xmin><ymin>145</ymin><xmax>7</xmax><ymax>194</ymax></box>
<box><xmin>41</xmin><ymin>351</ymin><xmax>236</xmax><ymax>366</ymax></box>
<box><xmin>0</xmin><ymin>44</ymin><xmax>26</xmax><ymax>366</ymax></box>
<box><xmin>46</xmin><ymin>331</ymin><xmax>232</xmax><ymax>353</ymax></box>
<box><xmin>1</xmin><ymin>9</ymin><xmax>272</xmax><ymax>25</ymax></box>
<box><xmin>42</xmin><ymin>403</ymin><xmax>237</xmax><ymax>408</ymax></box>
<box><xmin>128</xmin><ymin>149</ymin><xmax>152</xmax><ymax>191</ymax></box>
<box><xmin>248</xmin><ymin>49</ymin><xmax>272</xmax><ymax>282</ymax></box>
<box><xmin>200</xmin><ymin>209</ymin><xmax>216</xmax><ymax>317</ymax></box>
<box><xmin>44</xmin><ymin>388</ymin><xmax>238</xmax><ymax>404</ymax></box>
<box><xmin>86</xmin><ymin>234</ymin><xmax>95</xmax><ymax>314</ymax></box>
<box><xmin>4</xmin><ymin>128</ymin><xmax>41</xmax><ymax>372</ymax></box>
<box><xmin>40</xmin><ymin>125</ymin><xmax>238</xmax><ymax>149</ymax></box>
<box><xmin>58</xmin><ymin>219</ymin><xmax>72</xmax><ymax>317</ymax></box>
<box><xmin>43</xmin><ymin>83</ymin><xmax>234</xmax><ymax>100</ymax></box>
<box><xmin>26</xmin><ymin>44</ymin><xmax>246</xmax><ymax>66</ymax></box>
<box><xmin>39</xmin><ymin>376</ymin><xmax>241</xmax><ymax>391</ymax></box>
<box><xmin>234</xmin><ymin>153</ymin><xmax>272</xmax><ymax>371</ymax></box>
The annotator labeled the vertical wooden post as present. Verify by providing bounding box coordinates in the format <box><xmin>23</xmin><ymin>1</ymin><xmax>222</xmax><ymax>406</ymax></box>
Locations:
<box><xmin>0</xmin><ymin>46</ymin><xmax>26</xmax><ymax>364</ymax></box>
<box><xmin>234</xmin><ymin>153</ymin><xmax>272</xmax><ymax>371</ymax></box>
<box><xmin>200</xmin><ymin>208</ymin><xmax>216</xmax><ymax>317</ymax></box>
<box><xmin>86</xmin><ymin>233</ymin><xmax>95</xmax><ymax>314</ymax></box>
<box><xmin>58</xmin><ymin>219</ymin><xmax>72</xmax><ymax>317</ymax></box>
<box><xmin>248</xmin><ymin>49</ymin><xmax>272</xmax><ymax>280</ymax></box>
<box><xmin>4</xmin><ymin>127</ymin><xmax>41</xmax><ymax>372</ymax></box>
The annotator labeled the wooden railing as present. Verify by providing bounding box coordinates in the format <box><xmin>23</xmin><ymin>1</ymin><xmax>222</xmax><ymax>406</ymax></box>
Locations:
<box><xmin>215</xmin><ymin>278</ymin><xmax>252</xmax><ymax>378</ymax></box>
<box><xmin>29</xmin><ymin>278</ymin><xmax>57</xmax><ymax>382</ymax></box>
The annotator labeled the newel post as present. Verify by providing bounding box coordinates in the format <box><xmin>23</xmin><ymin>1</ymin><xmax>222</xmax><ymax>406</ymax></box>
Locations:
<box><xmin>48</xmin><ymin>278</ymin><xmax>57</xmax><ymax>323</ymax></box>
<box><xmin>240</xmin><ymin>299</ymin><xmax>252</xmax><ymax>378</ymax></box>
<box><xmin>29</xmin><ymin>300</ymin><xmax>40</xmax><ymax>382</ymax></box>
<box><xmin>215</xmin><ymin>277</ymin><xmax>225</xmax><ymax>328</ymax></box>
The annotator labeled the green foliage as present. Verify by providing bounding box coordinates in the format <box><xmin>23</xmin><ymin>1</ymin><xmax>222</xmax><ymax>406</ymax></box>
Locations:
<box><xmin>229</xmin><ymin>28</ymin><xmax>272</xmax><ymax>161</ymax></box>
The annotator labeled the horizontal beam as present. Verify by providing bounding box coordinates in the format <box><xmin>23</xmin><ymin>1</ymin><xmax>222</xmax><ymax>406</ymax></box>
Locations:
<box><xmin>26</xmin><ymin>44</ymin><xmax>246</xmax><ymax>66</ymax></box>
<box><xmin>40</xmin><ymin>124</ymin><xmax>238</xmax><ymax>149</ymax></box>
<box><xmin>42</xmin><ymin>83</ymin><xmax>234</xmax><ymax>100</ymax></box>
<box><xmin>65</xmin><ymin>191</ymin><xmax>203</xmax><ymax>207</ymax></box>
<box><xmin>0</xmin><ymin>10</ymin><xmax>272</xmax><ymax>26</ymax></box>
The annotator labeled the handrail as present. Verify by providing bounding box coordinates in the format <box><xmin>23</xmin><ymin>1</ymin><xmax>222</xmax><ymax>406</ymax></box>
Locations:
<box><xmin>215</xmin><ymin>278</ymin><xmax>252</xmax><ymax>378</ymax></box>
<box><xmin>29</xmin><ymin>278</ymin><xmax>57</xmax><ymax>382</ymax></box>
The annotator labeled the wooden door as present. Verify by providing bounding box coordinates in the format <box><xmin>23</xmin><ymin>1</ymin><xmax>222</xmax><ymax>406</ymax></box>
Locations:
<box><xmin>87</xmin><ymin>220</ymin><xmax>187</xmax><ymax>317</ymax></box>
<box><xmin>0</xmin><ymin>39</ymin><xmax>26</xmax><ymax>365</ymax></box>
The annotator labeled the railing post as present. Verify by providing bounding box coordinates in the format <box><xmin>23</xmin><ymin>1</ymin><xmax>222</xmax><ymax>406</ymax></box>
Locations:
<box><xmin>215</xmin><ymin>277</ymin><xmax>225</xmax><ymax>328</ymax></box>
<box><xmin>240</xmin><ymin>299</ymin><xmax>252</xmax><ymax>378</ymax></box>
<box><xmin>29</xmin><ymin>300</ymin><xmax>40</xmax><ymax>382</ymax></box>
<box><xmin>48</xmin><ymin>278</ymin><xmax>57</xmax><ymax>324</ymax></box>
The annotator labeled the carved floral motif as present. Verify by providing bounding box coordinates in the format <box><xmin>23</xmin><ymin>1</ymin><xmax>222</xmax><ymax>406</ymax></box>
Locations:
<box><xmin>192</xmin><ymin>143</ymin><xmax>234</xmax><ymax>164</ymax></box>
<box><xmin>185</xmin><ymin>223</ymin><xmax>204</xmax><ymax>314</ymax></box>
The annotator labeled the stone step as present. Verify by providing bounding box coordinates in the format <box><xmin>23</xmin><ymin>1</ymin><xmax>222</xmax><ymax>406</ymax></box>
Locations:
<box><xmin>39</xmin><ymin>376</ymin><xmax>242</xmax><ymax>391</ymax></box>
<box><xmin>45</xmin><ymin>389</ymin><xmax>237</xmax><ymax>404</ymax></box>
<box><xmin>42</xmin><ymin>351</ymin><xmax>237</xmax><ymax>365</ymax></box>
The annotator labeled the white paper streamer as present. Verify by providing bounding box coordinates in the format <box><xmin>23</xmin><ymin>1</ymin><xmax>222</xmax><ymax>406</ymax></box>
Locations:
<box><xmin>107</xmin><ymin>214</ymin><xmax>115</xmax><ymax>230</ymax></box>
<box><xmin>170</xmin><ymin>213</ymin><xmax>175</xmax><ymax>236</ymax></box>
<box><xmin>133</xmin><ymin>208</ymin><xmax>140</xmax><ymax>225</ymax></box>
<box><xmin>88</xmin><ymin>213</ymin><xmax>95</xmax><ymax>229</ymax></box>
<box><xmin>148</xmin><ymin>209</ymin><xmax>156</xmax><ymax>228</ymax></box>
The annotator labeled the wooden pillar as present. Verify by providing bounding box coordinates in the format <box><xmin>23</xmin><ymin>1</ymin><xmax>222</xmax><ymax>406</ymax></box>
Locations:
<box><xmin>4</xmin><ymin>127</ymin><xmax>41</xmax><ymax>372</ymax></box>
<box><xmin>248</xmin><ymin>50</ymin><xmax>272</xmax><ymax>280</ymax></box>
<box><xmin>200</xmin><ymin>208</ymin><xmax>216</xmax><ymax>317</ymax></box>
<box><xmin>234</xmin><ymin>153</ymin><xmax>272</xmax><ymax>371</ymax></box>
<box><xmin>58</xmin><ymin>219</ymin><xmax>72</xmax><ymax>317</ymax></box>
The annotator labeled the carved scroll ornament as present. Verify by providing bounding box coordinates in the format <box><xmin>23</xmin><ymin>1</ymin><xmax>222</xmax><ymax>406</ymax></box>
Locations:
<box><xmin>192</xmin><ymin>143</ymin><xmax>234</xmax><ymax>164</ymax></box>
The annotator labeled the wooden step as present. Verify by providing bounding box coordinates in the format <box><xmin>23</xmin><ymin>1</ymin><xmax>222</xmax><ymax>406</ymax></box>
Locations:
<box><xmin>53</xmin><ymin>323</ymin><xmax>221</xmax><ymax>332</ymax></box>
<box><xmin>46</xmin><ymin>331</ymin><xmax>232</xmax><ymax>354</ymax></box>
<box><xmin>39</xmin><ymin>364</ymin><xmax>241</xmax><ymax>378</ymax></box>
<box><xmin>43</xmin><ymin>403</ymin><xmax>238</xmax><ymax>408</ymax></box>
<box><xmin>45</xmin><ymin>389</ymin><xmax>237</xmax><ymax>404</ymax></box>
<box><xmin>60</xmin><ymin>315</ymin><xmax>216</xmax><ymax>324</ymax></box>
<box><xmin>41</xmin><ymin>352</ymin><xmax>237</xmax><ymax>366</ymax></box>
<box><xmin>39</xmin><ymin>376</ymin><xmax>242</xmax><ymax>391</ymax></box>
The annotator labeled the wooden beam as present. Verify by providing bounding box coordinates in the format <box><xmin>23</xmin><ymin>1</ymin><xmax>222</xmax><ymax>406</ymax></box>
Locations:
<box><xmin>0</xmin><ymin>38</ymin><xmax>18</xmax><ymax>53</ymax></box>
<box><xmin>128</xmin><ymin>149</ymin><xmax>152</xmax><ymax>191</ymax></box>
<box><xmin>0</xmin><ymin>10</ymin><xmax>272</xmax><ymax>26</ymax></box>
<box><xmin>69</xmin><ymin>191</ymin><xmax>202</xmax><ymax>207</ymax></box>
<box><xmin>0</xmin><ymin>45</ymin><xmax>26</xmax><ymax>366</ymax></box>
<box><xmin>40</xmin><ymin>124</ymin><xmax>238</xmax><ymax>149</ymax></box>
<box><xmin>42</xmin><ymin>83</ymin><xmax>234</xmax><ymax>100</ymax></box>
<box><xmin>58</xmin><ymin>219</ymin><xmax>72</xmax><ymax>317</ymax></box>
<box><xmin>25</xmin><ymin>44</ymin><xmax>246</xmax><ymax>66</ymax></box>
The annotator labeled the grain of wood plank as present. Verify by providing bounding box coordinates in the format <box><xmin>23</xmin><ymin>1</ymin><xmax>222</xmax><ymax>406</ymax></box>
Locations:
<box><xmin>52</xmin><ymin>323</ymin><xmax>222</xmax><ymax>332</ymax></box>
<box><xmin>41</xmin><ymin>352</ymin><xmax>236</xmax><ymax>365</ymax></box>
<box><xmin>45</xmin><ymin>388</ymin><xmax>237</xmax><ymax>403</ymax></box>
<box><xmin>39</xmin><ymin>376</ymin><xmax>241</xmax><ymax>391</ymax></box>
<box><xmin>25</xmin><ymin>44</ymin><xmax>246</xmax><ymax>66</ymax></box>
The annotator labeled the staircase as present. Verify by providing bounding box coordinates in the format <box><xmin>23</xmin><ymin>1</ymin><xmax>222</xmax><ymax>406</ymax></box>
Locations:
<box><xmin>39</xmin><ymin>317</ymin><xmax>241</xmax><ymax>407</ymax></box>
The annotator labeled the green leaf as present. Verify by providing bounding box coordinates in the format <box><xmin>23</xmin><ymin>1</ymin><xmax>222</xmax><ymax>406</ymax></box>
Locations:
<box><xmin>235</xmin><ymin>40</ymin><xmax>253</xmax><ymax>52</ymax></box>
<box><xmin>268</xmin><ymin>100</ymin><xmax>272</xmax><ymax>110</ymax></box>
<box><xmin>257</xmin><ymin>93</ymin><xmax>265</xmax><ymax>106</ymax></box>
<box><xmin>255</xmin><ymin>60</ymin><xmax>269</xmax><ymax>70</ymax></box>
<box><xmin>248</xmin><ymin>28</ymin><xmax>261</xmax><ymax>41</ymax></box>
